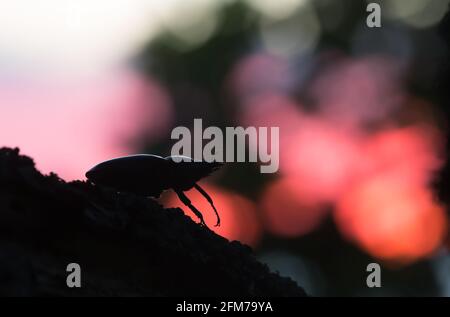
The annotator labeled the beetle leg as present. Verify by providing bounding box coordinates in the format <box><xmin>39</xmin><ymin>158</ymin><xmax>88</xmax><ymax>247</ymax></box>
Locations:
<box><xmin>175</xmin><ymin>190</ymin><xmax>207</xmax><ymax>227</ymax></box>
<box><xmin>194</xmin><ymin>184</ymin><xmax>220</xmax><ymax>227</ymax></box>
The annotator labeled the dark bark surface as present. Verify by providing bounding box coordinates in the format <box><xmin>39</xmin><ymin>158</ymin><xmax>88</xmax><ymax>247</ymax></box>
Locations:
<box><xmin>0</xmin><ymin>147</ymin><xmax>306</xmax><ymax>297</ymax></box>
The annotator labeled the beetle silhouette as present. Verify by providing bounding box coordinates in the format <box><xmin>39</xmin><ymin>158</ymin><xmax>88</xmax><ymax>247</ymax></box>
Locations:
<box><xmin>85</xmin><ymin>155</ymin><xmax>222</xmax><ymax>227</ymax></box>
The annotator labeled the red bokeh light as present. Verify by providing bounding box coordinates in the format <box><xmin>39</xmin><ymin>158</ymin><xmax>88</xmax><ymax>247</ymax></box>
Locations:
<box><xmin>359</xmin><ymin>125</ymin><xmax>444</xmax><ymax>186</ymax></box>
<box><xmin>334</xmin><ymin>124</ymin><xmax>447</xmax><ymax>263</ymax></box>
<box><xmin>162</xmin><ymin>183</ymin><xmax>262</xmax><ymax>247</ymax></box>
<box><xmin>280</xmin><ymin>117</ymin><xmax>362</xmax><ymax>204</ymax></box>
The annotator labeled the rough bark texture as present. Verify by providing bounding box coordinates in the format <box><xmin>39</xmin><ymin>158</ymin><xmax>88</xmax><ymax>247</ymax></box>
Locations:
<box><xmin>0</xmin><ymin>147</ymin><xmax>306</xmax><ymax>297</ymax></box>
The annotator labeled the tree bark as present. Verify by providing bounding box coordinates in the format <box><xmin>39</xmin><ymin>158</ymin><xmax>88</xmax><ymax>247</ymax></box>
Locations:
<box><xmin>0</xmin><ymin>147</ymin><xmax>306</xmax><ymax>297</ymax></box>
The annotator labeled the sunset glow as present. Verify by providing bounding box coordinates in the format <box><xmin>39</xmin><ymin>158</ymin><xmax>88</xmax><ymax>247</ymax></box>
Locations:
<box><xmin>0</xmin><ymin>70</ymin><xmax>173</xmax><ymax>180</ymax></box>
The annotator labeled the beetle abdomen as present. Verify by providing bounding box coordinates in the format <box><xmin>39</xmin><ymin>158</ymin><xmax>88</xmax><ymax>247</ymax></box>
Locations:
<box><xmin>86</xmin><ymin>155</ymin><xmax>172</xmax><ymax>197</ymax></box>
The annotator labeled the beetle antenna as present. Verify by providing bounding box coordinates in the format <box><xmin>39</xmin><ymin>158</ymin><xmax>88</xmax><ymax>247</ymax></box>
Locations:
<box><xmin>194</xmin><ymin>184</ymin><xmax>220</xmax><ymax>227</ymax></box>
<box><xmin>175</xmin><ymin>190</ymin><xmax>207</xmax><ymax>227</ymax></box>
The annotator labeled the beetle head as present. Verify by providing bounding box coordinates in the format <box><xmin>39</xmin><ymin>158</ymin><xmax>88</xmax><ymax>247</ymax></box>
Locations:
<box><xmin>165</xmin><ymin>156</ymin><xmax>222</xmax><ymax>191</ymax></box>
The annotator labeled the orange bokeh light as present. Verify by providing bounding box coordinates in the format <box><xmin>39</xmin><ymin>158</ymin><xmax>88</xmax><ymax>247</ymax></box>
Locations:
<box><xmin>162</xmin><ymin>183</ymin><xmax>262</xmax><ymax>247</ymax></box>
<box><xmin>335</xmin><ymin>174</ymin><xmax>447</xmax><ymax>264</ymax></box>
<box><xmin>261</xmin><ymin>177</ymin><xmax>328</xmax><ymax>238</ymax></box>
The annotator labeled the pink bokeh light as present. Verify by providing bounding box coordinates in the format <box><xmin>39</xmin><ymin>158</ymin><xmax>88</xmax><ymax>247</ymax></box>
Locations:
<box><xmin>227</xmin><ymin>53</ymin><xmax>292</xmax><ymax>104</ymax></box>
<box><xmin>309</xmin><ymin>55</ymin><xmax>404</xmax><ymax>127</ymax></box>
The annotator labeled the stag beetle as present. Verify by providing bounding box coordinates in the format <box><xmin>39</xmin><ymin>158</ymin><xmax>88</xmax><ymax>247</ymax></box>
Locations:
<box><xmin>85</xmin><ymin>155</ymin><xmax>222</xmax><ymax>227</ymax></box>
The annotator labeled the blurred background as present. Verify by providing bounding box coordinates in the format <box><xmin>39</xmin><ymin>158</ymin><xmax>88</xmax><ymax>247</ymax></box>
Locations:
<box><xmin>0</xmin><ymin>0</ymin><xmax>449</xmax><ymax>296</ymax></box>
